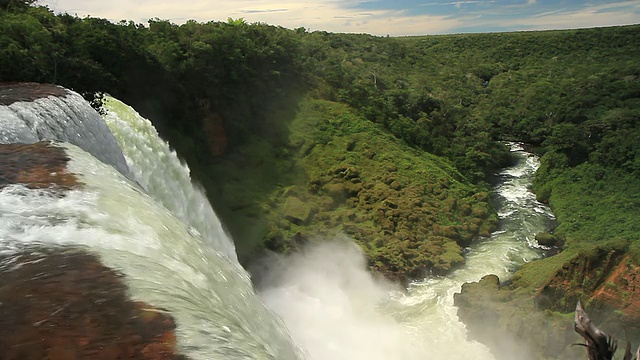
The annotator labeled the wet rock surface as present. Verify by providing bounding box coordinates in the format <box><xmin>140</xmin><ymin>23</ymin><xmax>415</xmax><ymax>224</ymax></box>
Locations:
<box><xmin>0</xmin><ymin>82</ymin><xmax>69</xmax><ymax>106</ymax></box>
<box><xmin>454</xmin><ymin>275</ymin><xmax>579</xmax><ymax>360</ymax></box>
<box><xmin>0</xmin><ymin>247</ymin><xmax>189</xmax><ymax>360</ymax></box>
<box><xmin>0</xmin><ymin>142</ymin><xmax>81</xmax><ymax>190</ymax></box>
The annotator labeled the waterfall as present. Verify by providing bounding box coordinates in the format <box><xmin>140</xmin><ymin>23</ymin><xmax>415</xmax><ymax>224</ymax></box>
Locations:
<box><xmin>0</xmin><ymin>88</ymin><xmax>302</xmax><ymax>360</ymax></box>
<box><xmin>0</xmin><ymin>85</ymin><xmax>130</xmax><ymax>177</ymax></box>
<box><xmin>100</xmin><ymin>96</ymin><xmax>236</xmax><ymax>260</ymax></box>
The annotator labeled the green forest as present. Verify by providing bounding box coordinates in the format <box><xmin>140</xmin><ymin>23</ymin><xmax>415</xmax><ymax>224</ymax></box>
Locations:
<box><xmin>1</xmin><ymin>1</ymin><xmax>639</xmax><ymax>357</ymax></box>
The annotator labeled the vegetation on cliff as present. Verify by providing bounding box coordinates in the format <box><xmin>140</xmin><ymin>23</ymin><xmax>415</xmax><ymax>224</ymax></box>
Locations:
<box><xmin>238</xmin><ymin>98</ymin><xmax>497</xmax><ymax>281</ymax></box>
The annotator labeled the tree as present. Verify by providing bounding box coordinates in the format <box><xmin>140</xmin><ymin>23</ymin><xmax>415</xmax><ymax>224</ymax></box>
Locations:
<box><xmin>1</xmin><ymin>0</ymin><xmax>38</xmax><ymax>11</ymax></box>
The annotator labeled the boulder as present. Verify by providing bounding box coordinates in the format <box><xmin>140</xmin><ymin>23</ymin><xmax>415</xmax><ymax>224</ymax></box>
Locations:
<box><xmin>283</xmin><ymin>196</ymin><xmax>312</xmax><ymax>224</ymax></box>
<box><xmin>201</xmin><ymin>113</ymin><xmax>228</xmax><ymax>157</ymax></box>
<box><xmin>535</xmin><ymin>232</ymin><xmax>559</xmax><ymax>247</ymax></box>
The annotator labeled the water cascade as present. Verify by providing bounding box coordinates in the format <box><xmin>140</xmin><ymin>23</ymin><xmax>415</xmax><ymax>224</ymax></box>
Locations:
<box><xmin>101</xmin><ymin>96</ymin><xmax>236</xmax><ymax>260</ymax></box>
<box><xmin>0</xmin><ymin>87</ymin><xmax>301</xmax><ymax>360</ymax></box>
<box><xmin>0</xmin><ymin>84</ymin><xmax>130</xmax><ymax>177</ymax></box>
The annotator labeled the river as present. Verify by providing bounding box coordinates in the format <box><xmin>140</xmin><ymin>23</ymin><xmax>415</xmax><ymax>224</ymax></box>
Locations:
<box><xmin>259</xmin><ymin>143</ymin><xmax>557</xmax><ymax>360</ymax></box>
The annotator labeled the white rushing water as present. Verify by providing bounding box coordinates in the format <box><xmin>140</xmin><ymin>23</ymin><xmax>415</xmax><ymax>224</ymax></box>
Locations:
<box><xmin>0</xmin><ymin>89</ymin><xmax>130</xmax><ymax>177</ymax></box>
<box><xmin>259</xmin><ymin>143</ymin><xmax>556</xmax><ymax>360</ymax></box>
<box><xmin>0</xmin><ymin>143</ymin><xmax>301</xmax><ymax>360</ymax></box>
<box><xmin>0</xmin><ymin>93</ymin><xmax>302</xmax><ymax>359</ymax></box>
<box><xmin>100</xmin><ymin>96</ymin><xmax>236</xmax><ymax>260</ymax></box>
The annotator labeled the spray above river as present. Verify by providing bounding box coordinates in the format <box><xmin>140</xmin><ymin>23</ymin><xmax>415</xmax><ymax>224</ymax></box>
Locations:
<box><xmin>259</xmin><ymin>143</ymin><xmax>556</xmax><ymax>360</ymax></box>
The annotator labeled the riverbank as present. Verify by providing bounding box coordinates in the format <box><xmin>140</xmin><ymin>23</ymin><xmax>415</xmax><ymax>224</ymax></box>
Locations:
<box><xmin>455</xmin><ymin>153</ymin><xmax>640</xmax><ymax>359</ymax></box>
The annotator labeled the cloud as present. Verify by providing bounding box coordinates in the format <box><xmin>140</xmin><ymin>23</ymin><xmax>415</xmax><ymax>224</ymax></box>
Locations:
<box><xmin>419</xmin><ymin>0</ymin><xmax>494</xmax><ymax>8</ymax></box>
<box><xmin>238</xmin><ymin>8</ymin><xmax>288</xmax><ymax>14</ymax></box>
<box><xmin>455</xmin><ymin>0</ymin><xmax>485</xmax><ymax>8</ymax></box>
<box><xmin>39</xmin><ymin>0</ymin><xmax>640</xmax><ymax>35</ymax></box>
<box><xmin>40</xmin><ymin>0</ymin><xmax>465</xmax><ymax>35</ymax></box>
<box><xmin>495</xmin><ymin>1</ymin><xmax>640</xmax><ymax>31</ymax></box>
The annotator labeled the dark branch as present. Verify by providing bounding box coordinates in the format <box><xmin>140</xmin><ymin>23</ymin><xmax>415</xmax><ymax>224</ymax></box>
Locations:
<box><xmin>574</xmin><ymin>301</ymin><xmax>617</xmax><ymax>360</ymax></box>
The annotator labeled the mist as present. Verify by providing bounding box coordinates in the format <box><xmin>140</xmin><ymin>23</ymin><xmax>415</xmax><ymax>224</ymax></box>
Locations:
<box><xmin>255</xmin><ymin>236</ymin><xmax>512</xmax><ymax>360</ymax></box>
<box><xmin>251</xmin><ymin>146</ymin><xmax>565</xmax><ymax>360</ymax></box>
<box><xmin>257</xmin><ymin>238</ymin><xmax>428</xmax><ymax>360</ymax></box>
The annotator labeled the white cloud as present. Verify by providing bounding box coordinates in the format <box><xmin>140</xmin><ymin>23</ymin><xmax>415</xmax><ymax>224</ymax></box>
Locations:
<box><xmin>499</xmin><ymin>2</ymin><xmax>640</xmax><ymax>31</ymax></box>
<box><xmin>38</xmin><ymin>0</ymin><xmax>640</xmax><ymax>35</ymax></box>
<box><xmin>39</xmin><ymin>0</ymin><xmax>465</xmax><ymax>35</ymax></box>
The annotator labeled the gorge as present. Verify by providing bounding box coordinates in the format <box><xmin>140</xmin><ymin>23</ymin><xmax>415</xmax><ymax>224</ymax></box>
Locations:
<box><xmin>1</xmin><ymin>4</ymin><xmax>639</xmax><ymax>358</ymax></box>
<box><xmin>0</xmin><ymin>82</ymin><xmax>595</xmax><ymax>360</ymax></box>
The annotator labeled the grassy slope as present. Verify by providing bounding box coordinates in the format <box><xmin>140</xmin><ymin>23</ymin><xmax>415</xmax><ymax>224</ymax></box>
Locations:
<box><xmin>207</xmin><ymin>96</ymin><xmax>498</xmax><ymax>281</ymax></box>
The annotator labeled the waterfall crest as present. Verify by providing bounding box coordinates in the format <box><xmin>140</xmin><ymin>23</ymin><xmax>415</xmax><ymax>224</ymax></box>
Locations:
<box><xmin>101</xmin><ymin>96</ymin><xmax>236</xmax><ymax>260</ymax></box>
<box><xmin>0</xmin><ymin>86</ymin><xmax>302</xmax><ymax>360</ymax></box>
<box><xmin>0</xmin><ymin>84</ymin><xmax>130</xmax><ymax>177</ymax></box>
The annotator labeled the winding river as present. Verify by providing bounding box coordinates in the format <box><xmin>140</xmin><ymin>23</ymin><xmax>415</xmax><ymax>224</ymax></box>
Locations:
<box><xmin>260</xmin><ymin>143</ymin><xmax>557</xmax><ymax>360</ymax></box>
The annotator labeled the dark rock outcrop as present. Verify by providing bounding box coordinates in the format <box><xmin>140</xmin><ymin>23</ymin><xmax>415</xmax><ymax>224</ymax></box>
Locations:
<box><xmin>202</xmin><ymin>113</ymin><xmax>228</xmax><ymax>157</ymax></box>
<box><xmin>455</xmin><ymin>243</ymin><xmax>640</xmax><ymax>360</ymax></box>
<box><xmin>535</xmin><ymin>232</ymin><xmax>560</xmax><ymax>247</ymax></box>
<box><xmin>0</xmin><ymin>142</ymin><xmax>81</xmax><ymax>190</ymax></box>
<box><xmin>283</xmin><ymin>196</ymin><xmax>313</xmax><ymax>224</ymax></box>
<box><xmin>0</xmin><ymin>82</ymin><xmax>69</xmax><ymax>105</ymax></box>
<box><xmin>455</xmin><ymin>275</ymin><xmax>579</xmax><ymax>360</ymax></box>
<box><xmin>0</xmin><ymin>247</ymin><xmax>189</xmax><ymax>360</ymax></box>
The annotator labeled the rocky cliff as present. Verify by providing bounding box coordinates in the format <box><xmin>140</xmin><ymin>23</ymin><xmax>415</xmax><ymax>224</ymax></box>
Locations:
<box><xmin>455</xmin><ymin>240</ymin><xmax>640</xmax><ymax>360</ymax></box>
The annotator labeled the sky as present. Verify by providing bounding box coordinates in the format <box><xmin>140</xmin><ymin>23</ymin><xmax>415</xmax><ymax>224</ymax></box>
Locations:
<box><xmin>38</xmin><ymin>0</ymin><xmax>640</xmax><ymax>36</ymax></box>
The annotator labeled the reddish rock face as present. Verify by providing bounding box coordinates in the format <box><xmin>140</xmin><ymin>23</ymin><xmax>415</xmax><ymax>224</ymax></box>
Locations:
<box><xmin>534</xmin><ymin>245</ymin><xmax>640</xmax><ymax>331</ymax></box>
<box><xmin>591</xmin><ymin>255</ymin><xmax>640</xmax><ymax>320</ymax></box>
<box><xmin>0</xmin><ymin>142</ymin><xmax>82</xmax><ymax>190</ymax></box>
<box><xmin>0</xmin><ymin>82</ymin><xmax>69</xmax><ymax>106</ymax></box>
<box><xmin>0</xmin><ymin>247</ymin><xmax>189</xmax><ymax>360</ymax></box>
<box><xmin>202</xmin><ymin>113</ymin><xmax>228</xmax><ymax>157</ymax></box>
